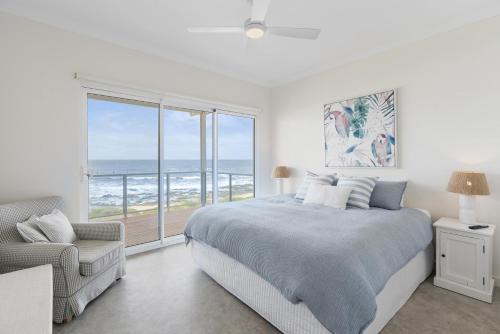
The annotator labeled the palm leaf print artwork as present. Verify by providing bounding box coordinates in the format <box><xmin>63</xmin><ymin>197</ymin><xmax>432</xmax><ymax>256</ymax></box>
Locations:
<box><xmin>324</xmin><ymin>90</ymin><xmax>396</xmax><ymax>167</ymax></box>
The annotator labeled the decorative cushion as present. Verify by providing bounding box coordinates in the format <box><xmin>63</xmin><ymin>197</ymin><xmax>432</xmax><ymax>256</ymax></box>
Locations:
<box><xmin>303</xmin><ymin>184</ymin><xmax>327</xmax><ymax>204</ymax></box>
<box><xmin>303</xmin><ymin>185</ymin><xmax>352</xmax><ymax>210</ymax></box>
<box><xmin>323</xmin><ymin>186</ymin><xmax>353</xmax><ymax>210</ymax></box>
<box><xmin>337</xmin><ymin>176</ymin><xmax>378</xmax><ymax>209</ymax></box>
<box><xmin>295</xmin><ymin>171</ymin><xmax>337</xmax><ymax>200</ymax></box>
<box><xmin>16</xmin><ymin>215</ymin><xmax>49</xmax><ymax>243</ymax></box>
<box><xmin>370</xmin><ymin>181</ymin><xmax>407</xmax><ymax>210</ymax></box>
<box><xmin>74</xmin><ymin>240</ymin><xmax>123</xmax><ymax>276</ymax></box>
<box><xmin>35</xmin><ymin>209</ymin><xmax>76</xmax><ymax>243</ymax></box>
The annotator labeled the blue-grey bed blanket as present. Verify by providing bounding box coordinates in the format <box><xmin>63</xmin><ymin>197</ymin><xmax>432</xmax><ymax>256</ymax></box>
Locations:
<box><xmin>184</xmin><ymin>195</ymin><xmax>433</xmax><ymax>334</ymax></box>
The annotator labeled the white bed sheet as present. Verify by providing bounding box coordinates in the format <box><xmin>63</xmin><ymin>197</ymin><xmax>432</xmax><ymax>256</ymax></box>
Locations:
<box><xmin>191</xmin><ymin>240</ymin><xmax>434</xmax><ymax>334</ymax></box>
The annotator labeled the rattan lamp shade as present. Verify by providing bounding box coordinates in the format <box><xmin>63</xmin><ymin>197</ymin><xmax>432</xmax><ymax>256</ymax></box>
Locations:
<box><xmin>272</xmin><ymin>166</ymin><xmax>289</xmax><ymax>179</ymax></box>
<box><xmin>446</xmin><ymin>171</ymin><xmax>490</xmax><ymax>196</ymax></box>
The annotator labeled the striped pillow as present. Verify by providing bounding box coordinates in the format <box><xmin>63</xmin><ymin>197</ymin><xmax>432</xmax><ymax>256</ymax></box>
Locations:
<box><xmin>337</xmin><ymin>176</ymin><xmax>378</xmax><ymax>209</ymax></box>
<box><xmin>295</xmin><ymin>171</ymin><xmax>337</xmax><ymax>200</ymax></box>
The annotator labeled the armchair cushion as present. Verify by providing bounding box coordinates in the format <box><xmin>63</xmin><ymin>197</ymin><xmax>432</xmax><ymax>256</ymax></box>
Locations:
<box><xmin>72</xmin><ymin>222</ymin><xmax>124</xmax><ymax>242</ymax></box>
<box><xmin>35</xmin><ymin>209</ymin><xmax>76</xmax><ymax>243</ymax></box>
<box><xmin>74</xmin><ymin>240</ymin><xmax>122</xmax><ymax>276</ymax></box>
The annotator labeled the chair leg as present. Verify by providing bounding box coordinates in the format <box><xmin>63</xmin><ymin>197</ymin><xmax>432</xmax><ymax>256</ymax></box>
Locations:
<box><xmin>62</xmin><ymin>315</ymin><xmax>73</xmax><ymax>324</ymax></box>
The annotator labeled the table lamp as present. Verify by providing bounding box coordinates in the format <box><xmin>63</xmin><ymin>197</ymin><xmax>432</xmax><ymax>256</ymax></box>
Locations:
<box><xmin>272</xmin><ymin>166</ymin><xmax>289</xmax><ymax>195</ymax></box>
<box><xmin>446</xmin><ymin>171</ymin><xmax>490</xmax><ymax>224</ymax></box>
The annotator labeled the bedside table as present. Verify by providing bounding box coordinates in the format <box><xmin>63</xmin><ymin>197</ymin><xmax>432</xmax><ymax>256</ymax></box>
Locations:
<box><xmin>434</xmin><ymin>217</ymin><xmax>495</xmax><ymax>303</ymax></box>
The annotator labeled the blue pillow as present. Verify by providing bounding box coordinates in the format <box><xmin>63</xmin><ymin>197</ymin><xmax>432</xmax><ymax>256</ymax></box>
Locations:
<box><xmin>369</xmin><ymin>181</ymin><xmax>407</xmax><ymax>210</ymax></box>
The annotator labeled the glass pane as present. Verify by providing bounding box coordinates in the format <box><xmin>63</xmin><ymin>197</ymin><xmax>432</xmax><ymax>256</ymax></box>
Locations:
<box><xmin>206</xmin><ymin>113</ymin><xmax>213</xmax><ymax>204</ymax></box>
<box><xmin>217</xmin><ymin>113</ymin><xmax>254</xmax><ymax>202</ymax></box>
<box><xmin>163</xmin><ymin>108</ymin><xmax>210</xmax><ymax>237</ymax></box>
<box><xmin>87</xmin><ymin>94</ymin><xmax>160</xmax><ymax>247</ymax></box>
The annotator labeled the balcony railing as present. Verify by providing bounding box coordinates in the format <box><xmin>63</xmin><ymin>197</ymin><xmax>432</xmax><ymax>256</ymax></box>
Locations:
<box><xmin>89</xmin><ymin>171</ymin><xmax>254</xmax><ymax>220</ymax></box>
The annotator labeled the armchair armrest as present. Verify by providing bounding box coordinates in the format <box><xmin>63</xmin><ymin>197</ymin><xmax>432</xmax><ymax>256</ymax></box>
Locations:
<box><xmin>72</xmin><ymin>221</ymin><xmax>124</xmax><ymax>242</ymax></box>
<box><xmin>0</xmin><ymin>242</ymin><xmax>78</xmax><ymax>269</ymax></box>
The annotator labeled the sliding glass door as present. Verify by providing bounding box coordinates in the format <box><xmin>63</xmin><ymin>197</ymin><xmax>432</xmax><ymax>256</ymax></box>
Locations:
<box><xmin>86</xmin><ymin>93</ymin><xmax>255</xmax><ymax>251</ymax></box>
<box><xmin>87</xmin><ymin>94</ymin><xmax>160</xmax><ymax>247</ymax></box>
<box><xmin>217</xmin><ymin>113</ymin><xmax>255</xmax><ymax>202</ymax></box>
<box><xmin>163</xmin><ymin>107</ymin><xmax>212</xmax><ymax>237</ymax></box>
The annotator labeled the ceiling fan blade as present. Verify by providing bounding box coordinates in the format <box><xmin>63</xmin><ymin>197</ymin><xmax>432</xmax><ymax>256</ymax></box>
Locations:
<box><xmin>268</xmin><ymin>27</ymin><xmax>320</xmax><ymax>40</ymax></box>
<box><xmin>187</xmin><ymin>27</ymin><xmax>244</xmax><ymax>33</ymax></box>
<box><xmin>251</xmin><ymin>0</ymin><xmax>271</xmax><ymax>22</ymax></box>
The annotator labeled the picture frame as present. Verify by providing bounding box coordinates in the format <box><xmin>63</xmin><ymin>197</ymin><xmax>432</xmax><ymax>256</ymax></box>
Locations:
<box><xmin>324</xmin><ymin>89</ymin><xmax>397</xmax><ymax>168</ymax></box>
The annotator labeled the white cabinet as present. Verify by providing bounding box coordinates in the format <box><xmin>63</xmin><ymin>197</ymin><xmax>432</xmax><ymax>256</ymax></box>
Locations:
<box><xmin>434</xmin><ymin>217</ymin><xmax>495</xmax><ymax>303</ymax></box>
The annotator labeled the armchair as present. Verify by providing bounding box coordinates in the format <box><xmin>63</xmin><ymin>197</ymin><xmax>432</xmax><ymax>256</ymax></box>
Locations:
<box><xmin>0</xmin><ymin>197</ymin><xmax>126</xmax><ymax>323</ymax></box>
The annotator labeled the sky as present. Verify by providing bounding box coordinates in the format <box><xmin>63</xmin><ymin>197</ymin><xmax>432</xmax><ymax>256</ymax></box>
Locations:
<box><xmin>87</xmin><ymin>97</ymin><xmax>254</xmax><ymax>160</ymax></box>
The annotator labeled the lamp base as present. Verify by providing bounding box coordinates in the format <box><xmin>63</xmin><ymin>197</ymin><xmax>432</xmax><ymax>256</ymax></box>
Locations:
<box><xmin>458</xmin><ymin>194</ymin><xmax>476</xmax><ymax>224</ymax></box>
<box><xmin>276</xmin><ymin>179</ymin><xmax>284</xmax><ymax>195</ymax></box>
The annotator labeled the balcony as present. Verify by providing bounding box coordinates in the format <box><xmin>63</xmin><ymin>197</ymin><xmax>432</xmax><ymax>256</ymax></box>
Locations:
<box><xmin>89</xmin><ymin>171</ymin><xmax>253</xmax><ymax>247</ymax></box>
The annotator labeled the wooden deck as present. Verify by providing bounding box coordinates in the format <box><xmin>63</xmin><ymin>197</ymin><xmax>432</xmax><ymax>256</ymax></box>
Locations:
<box><xmin>93</xmin><ymin>208</ymin><xmax>197</xmax><ymax>247</ymax></box>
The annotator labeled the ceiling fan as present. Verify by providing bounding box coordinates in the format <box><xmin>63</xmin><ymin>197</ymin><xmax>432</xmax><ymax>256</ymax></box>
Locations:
<box><xmin>187</xmin><ymin>0</ymin><xmax>320</xmax><ymax>40</ymax></box>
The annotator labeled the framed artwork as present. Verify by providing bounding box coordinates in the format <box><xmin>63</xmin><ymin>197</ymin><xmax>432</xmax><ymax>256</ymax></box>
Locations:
<box><xmin>324</xmin><ymin>89</ymin><xmax>396</xmax><ymax>167</ymax></box>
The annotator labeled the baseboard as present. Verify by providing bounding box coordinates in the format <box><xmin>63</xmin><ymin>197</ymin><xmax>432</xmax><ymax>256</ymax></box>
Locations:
<box><xmin>494</xmin><ymin>275</ymin><xmax>500</xmax><ymax>287</ymax></box>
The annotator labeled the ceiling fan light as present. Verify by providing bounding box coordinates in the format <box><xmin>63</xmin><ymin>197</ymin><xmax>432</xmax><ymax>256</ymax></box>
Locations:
<box><xmin>245</xmin><ymin>22</ymin><xmax>266</xmax><ymax>39</ymax></box>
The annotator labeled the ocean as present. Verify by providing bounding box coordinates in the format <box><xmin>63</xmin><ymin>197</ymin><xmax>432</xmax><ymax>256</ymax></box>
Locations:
<box><xmin>89</xmin><ymin>159</ymin><xmax>254</xmax><ymax>212</ymax></box>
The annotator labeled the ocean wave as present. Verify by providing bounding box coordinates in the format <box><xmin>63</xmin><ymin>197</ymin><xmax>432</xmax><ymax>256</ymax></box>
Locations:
<box><xmin>89</xmin><ymin>175</ymin><xmax>253</xmax><ymax>207</ymax></box>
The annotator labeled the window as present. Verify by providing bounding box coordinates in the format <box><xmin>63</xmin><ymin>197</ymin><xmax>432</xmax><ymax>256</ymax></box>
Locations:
<box><xmin>163</xmin><ymin>108</ymin><xmax>212</xmax><ymax>237</ymax></box>
<box><xmin>217</xmin><ymin>113</ymin><xmax>255</xmax><ymax>202</ymax></box>
<box><xmin>87</xmin><ymin>95</ymin><xmax>160</xmax><ymax>247</ymax></box>
<box><xmin>86</xmin><ymin>93</ymin><xmax>255</xmax><ymax>250</ymax></box>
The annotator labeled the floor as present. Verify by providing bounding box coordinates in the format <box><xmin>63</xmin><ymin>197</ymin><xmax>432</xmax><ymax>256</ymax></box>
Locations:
<box><xmin>53</xmin><ymin>244</ymin><xmax>500</xmax><ymax>334</ymax></box>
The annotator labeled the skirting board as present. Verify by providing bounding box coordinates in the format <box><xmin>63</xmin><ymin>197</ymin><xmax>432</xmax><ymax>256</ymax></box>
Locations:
<box><xmin>494</xmin><ymin>275</ymin><xmax>500</xmax><ymax>287</ymax></box>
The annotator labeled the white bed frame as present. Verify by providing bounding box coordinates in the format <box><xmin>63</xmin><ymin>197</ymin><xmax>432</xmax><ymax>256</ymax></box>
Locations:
<box><xmin>191</xmin><ymin>241</ymin><xmax>434</xmax><ymax>334</ymax></box>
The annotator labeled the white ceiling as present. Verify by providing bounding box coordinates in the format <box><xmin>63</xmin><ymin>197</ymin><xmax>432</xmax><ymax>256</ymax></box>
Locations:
<box><xmin>2</xmin><ymin>0</ymin><xmax>500</xmax><ymax>87</ymax></box>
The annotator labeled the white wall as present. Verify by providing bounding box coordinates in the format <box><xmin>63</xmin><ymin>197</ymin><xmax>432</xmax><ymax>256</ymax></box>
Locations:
<box><xmin>270</xmin><ymin>16</ymin><xmax>500</xmax><ymax>277</ymax></box>
<box><xmin>0</xmin><ymin>12</ymin><xmax>272</xmax><ymax>220</ymax></box>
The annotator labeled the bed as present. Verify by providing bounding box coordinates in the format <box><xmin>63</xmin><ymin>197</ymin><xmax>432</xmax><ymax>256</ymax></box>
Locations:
<box><xmin>184</xmin><ymin>195</ymin><xmax>434</xmax><ymax>334</ymax></box>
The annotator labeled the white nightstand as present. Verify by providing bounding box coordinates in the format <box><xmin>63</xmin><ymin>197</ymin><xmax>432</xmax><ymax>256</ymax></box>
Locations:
<box><xmin>434</xmin><ymin>217</ymin><xmax>495</xmax><ymax>303</ymax></box>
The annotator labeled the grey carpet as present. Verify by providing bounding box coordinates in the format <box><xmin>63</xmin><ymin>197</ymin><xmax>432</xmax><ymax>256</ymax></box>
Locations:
<box><xmin>53</xmin><ymin>244</ymin><xmax>500</xmax><ymax>334</ymax></box>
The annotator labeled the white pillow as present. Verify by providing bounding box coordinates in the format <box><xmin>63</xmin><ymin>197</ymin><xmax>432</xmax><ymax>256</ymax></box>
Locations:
<box><xmin>16</xmin><ymin>215</ymin><xmax>49</xmax><ymax>243</ymax></box>
<box><xmin>323</xmin><ymin>186</ymin><xmax>353</xmax><ymax>210</ymax></box>
<box><xmin>303</xmin><ymin>183</ymin><xmax>327</xmax><ymax>204</ymax></box>
<box><xmin>35</xmin><ymin>209</ymin><xmax>76</xmax><ymax>243</ymax></box>
<box><xmin>303</xmin><ymin>185</ymin><xmax>352</xmax><ymax>210</ymax></box>
<box><xmin>295</xmin><ymin>171</ymin><xmax>337</xmax><ymax>200</ymax></box>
